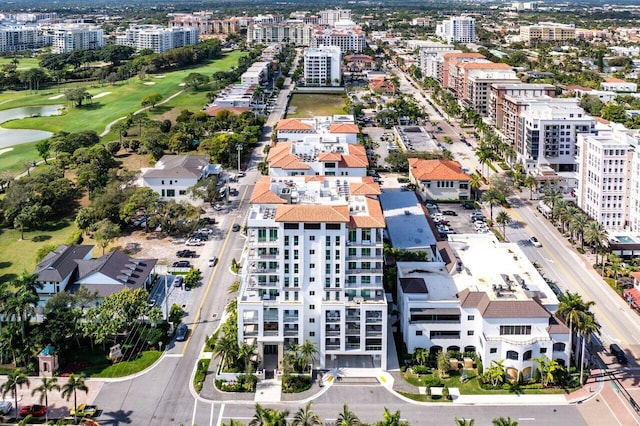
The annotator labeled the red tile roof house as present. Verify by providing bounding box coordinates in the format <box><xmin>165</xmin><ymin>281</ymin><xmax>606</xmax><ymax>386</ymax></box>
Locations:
<box><xmin>408</xmin><ymin>158</ymin><xmax>471</xmax><ymax>201</ymax></box>
<box><xmin>368</xmin><ymin>79</ymin><xmax>397</xmax><ymax>95</ymax></box>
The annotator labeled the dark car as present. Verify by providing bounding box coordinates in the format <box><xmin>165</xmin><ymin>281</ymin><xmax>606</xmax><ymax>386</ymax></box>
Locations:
<box><xmin>20</xmin><ymin>405</ymin><xmax>46</xmax><ymax>418</ymax></box>
<box><xmin>191</xmin><ymin>233</ymin><xmax>208</xmax><ymax>241</ymax></box>
<box><xmin>173</xmin><ymin>275</ymin><xmax>184</xmax><ymax>288</ymax></box>
<box><xmin>232</xmin><ymin>224</ymin><xmax>241</xmax><ymax>232</ymax></box>
<box><xmin>176</xmin><ymin>250</ymin><xmax>196</xmax><ymax>258</ymax></box>
<box><xmin>610</xmin><ymin>343</ymin><xmax>628</xmax><ymax>364</ymax></box>
<box><xmin>462</xmin><ymin>202</ymin><xmax>475</xmax><ymax>210</ymax></box>
<box><xmin>172</xmin><ymin>260</ymin><xmax>191</xmax><ymax>268</ymax></box>
<box><xmin>175</xmin><ymin>323</ymin><xmax>189</xmax><ymax>342</ymax></box>
<box><xmin>442</xmin><ymin>210</ymin><xmax>457</xmax><ymax>216</ymax></box>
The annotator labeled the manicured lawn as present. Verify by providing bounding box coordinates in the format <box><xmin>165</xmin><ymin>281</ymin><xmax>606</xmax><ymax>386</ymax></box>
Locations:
<box><xmin>0</xmin><ymin>57</ymin><xmax>40</xmax><ymax>71</ymax></box>
<box><xmin>0</xmin><ymin>218</ymin><xmax>88</xmax><ymax>283</ymax></box>
<box><xmin>0</xmin><ymin>143</ymin><xmax>40</xmax><ymax>174</ymax></box>
<box><xmin>286</xmin><ymin>93</ymin><xmax>347</xmax><ymax>118</ymax></box>
<box><xmin>88</xmin><ymin>350</ymin><xmax>162</xmax><ymax>378</ymax></box>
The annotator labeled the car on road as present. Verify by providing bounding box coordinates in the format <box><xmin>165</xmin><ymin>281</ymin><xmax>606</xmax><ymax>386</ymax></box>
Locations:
<box><xmin>173</xmin><ymin>275</ymin><xmax>184</xmax><ymax>288</ymax></box>
<box><xmin>70</xmin><ymin>404</ymin><xmax>98</xmax><ymax>418</ymax></box>
<box><xmin>208</xmin><ymin>257</ymin><xmax>218</xmax><ymax>267</ymax></box>
<box><xmin>175</xmin><ymin>323</ymin><xmax>189</xmax><ymax>342</ymax></box>
<box><xmin>442</xmin><ymin>210</ymin><xmax>457</xmax><ymax>216</ymax></box>
<box><xmin>176</xmin><ymin>250</ymin><xmax>196</xmax><ymax>258</ymax></box>
<box><xmin>172</xmin><ymin>260</ymin><xmax>191</xmax><ymax>268</ymax></box>
<box><xmin>20</xmin><ymin>405</ymin><xmax>46</xmax><ymax>417</ymax></box>
<box><xmin>610</xmin><ymin>343</ymin><xmax>628</xmax><ymax>364</ymax></box>
<box><xmin>529</xmin><ymin>236</ymin><xmax>542</xmax><ymax>247</ymax></box>
<box><xmin>237</xmin><ymin>171</ymin><xmax>246</xmax><ymax>178</ymax></box>
<box><xmin>232</xmin><ymin>224</ymin><xmax>241</xmax><ymax>232</ymax></box>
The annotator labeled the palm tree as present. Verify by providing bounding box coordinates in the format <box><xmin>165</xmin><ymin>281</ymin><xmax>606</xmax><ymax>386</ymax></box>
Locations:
<box><xmin>213</xmin><ymin>335</ymin><xmax>239</xmax><ymax>369</ymax></box>
<box><xmin>0</xmin><ymin>369</ymin><xmax>30</xmax><ymax>418</ymax></box>
<box><xmin>250</xmin><ymin>403</ymin><xmax>290</xmax><ymax>426</ymax></box>
<box><xmin>584</xmin><ymin>221</ymin><xmax>607</xmax><ymax>267</ymax></box>
<box><xmin>492</xmin><ymin>417</ymin><xmax>518</xmax><ymax>426</ymax></box>
<box><xmin>496</xmin><ymin>211</ymin><xmax>512</xmax><ymax>240</ymax></box>
<box><xmin>455</xmin><ymin>418</ymin><xmax>475</xmax><ymax>426</ymax></box>
<box><xmin>292</xmin><ymin>401</ymin><xmax>322</xmax><ymax>426</ymax></box>
<box><xmin>298</xmin><ymin>340</ymin><xmax>319</xmax><ymax>372</ymax></box>
<box><xmin>534</xmin><ymin>356</ymin><xmax>563</xmax><ymax>387</ymax></box>
<box><xmin>475</xmin><ymin>144</ymin><xmax>494</xmax><ymax>177</ymax></box>
<box><xmin>563</xmin><ymin>206</ymin><xmax>580</xmax><ymax>237</ymax></box>
<box><xmin>469</xmin><ymin>174</ymin><xmax>482</xmax><ymax>201</ymax></box>
<box><xmin>414</xmin><ymin>347</ymin><xmax>428</xmax><ymax>366</ymax></box>
<box><xmin>485</xmin><ymin>360</ymin><xmax>505</xmax><ymax>387</ymax></box>
<box><xmin>61</xmin><ymin>375</ymin><xmax>88</xmax><ymax>424</ymax></box>
<box><xmin>336</xmin><ymin>404</ymin><xmax>361</xmax><ymax>426</ymax></box>
<box><xmin>542</xmin><ymin>188</ymin><xmax>562</xmax><ymax>222</ymax></box>
<box><xmin>577</xmin><ymin>312</ymin><xmax>600</xmax><ymax>386</ymax></box>
<box><xmin>523</xmin><ymin>175</ymin><xmax>538</xmax><ymax>200</ymax></box>
<box><xmin>557</xmin><ymin>292</ymin><xmax>594</xmax><ymax>369</ymax></box>
<box><xmin>481</xmin><ymin>188</ymin><xmax>502</xmax><ymax>223</ymax></box>
<box><xmin>607</xmin><ymin>253</ymin><xmax>624</xmax><ymax>287</ymax></box>
<box><xmin>553</xmin><ymin>200</ymin><xmax>569</xmax><ymax>232</ymax></box>
<box><xmin>224</xmin><ymin>420</ymin><xmax>246</xmax><ymax>426</ymax></box>
<box><xmin>31</xmin><ymin>377</ymin><xmax>60</xmax><ymax>423</ymax></box>
<box><xmin>570</xmin><ymin>213</ymin><xmax>590</xmax><ymax>249</ymax></box>
<box><xmin>375</xmin><ymin>408</ymin><xmax>409</xmax><ymax>426</ymax></box>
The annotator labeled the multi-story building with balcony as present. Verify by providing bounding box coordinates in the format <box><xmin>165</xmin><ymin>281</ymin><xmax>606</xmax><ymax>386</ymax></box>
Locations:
<box><xmin>0</xmin><ymin>25</ymin><xmax>41</xmax><ymax>52</ymax></box>
<box><xmin>247</xmin><ymin>21</ymin><xmax>314</xmax><ymax>46</ymax></box>
<box><xmin>303</xmin><ymin>45</ymin><xmax>342</xmax><ymax>87</ymax></box>
<box><xmin>460</xmin><ymin>64</ymin><xmax>520</xmax><ymax>116</ymax></box>
<box><xmin>397</xmin><ymin>234</ymin><xmax>568</xmax><ymax>380</ymax></box>
<box><xmin>416</xmin><ymin>42</ymin><xmax>455</xmax><ymax>80</ymax></box>
<box><xmin>51</xmin><ymin>23</ymin><xmax>104</xmax><ymax>54</ymax></box>
<box><xmin>319</xmin><ymin>9</ymin><xmax>352</xmax><ymax>26</ymax></box>
<box><xmin>237</xmin><ymin>175</ymin><xmax>387</xmax><ymax>373</ymax></box>
<box><xmin>440</xmin><ymin>52</ymin><xmax>485</xmax><ymax>89</ymax></box>
<box><xmin>435</xmin><ymin>16</ymin><xmax>476</xmax><ymax>44</ymax></box>
<box><xmin>311</xmin><ymin>26</ymin><xmax>366</xmax><ymax>53</ymax></box>
<box><xmin>275</xmin><ymin>116</ymin><xmax>359</xmax><ymax>144</ymax></box>
<box><xmin>115</xmin><ymin>25</ymin><xmax>199</xmax><ymax>53</ymax></box>
<box><xmin>490</xmin><ymin>83</ymin><xmax>557</xmax><ymax>129</ymax></box>
<box><xmin>517</xmin><ymin>98</ymin><xmax>595</xmax><ymax>172</ymax></box>
<box><xmin>520</xmin><ymin>22</ymin><xmax>575</xmax><ymax>44</ymax></box>
<box><xmin>169</xmin><ymin>13</ymin><xmax>240</xmax><ymax>36</ymax></box>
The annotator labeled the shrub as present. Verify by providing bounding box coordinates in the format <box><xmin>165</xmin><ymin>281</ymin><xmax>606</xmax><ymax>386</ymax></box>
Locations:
<box><xmin>282</xmin><ymin>374</ymin><xmax>312</xmax><ymax>393</ymax></box>
<box><xmin>423</xmin><ymin>376</ymin><xmax>442</xmax><ymax>388</ymax></box>
<box><xmin>66</xmin><ymin>229</ymin><xmax>84</xmax><ymax>245</ymax></box>
<box><xmin>194</xmin><ymin>359</ymin><xmax>210</xmax><ymax>393</ymax></box>
<box><xmin>400</xmin><ymin>365</ymin><xmax>406</xmax><ymax>373</ymax></box>
<box><xmin>413</xmin><ymin>365</ymin><xmax>430</xmax><ymax>375</ymax></box>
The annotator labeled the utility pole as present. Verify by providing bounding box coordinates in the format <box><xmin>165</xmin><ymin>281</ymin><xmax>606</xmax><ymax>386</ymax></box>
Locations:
<box><xmin>236</xmin><ymin>144</ymin><xmax>242</xmax><ymax>175</ymax></box>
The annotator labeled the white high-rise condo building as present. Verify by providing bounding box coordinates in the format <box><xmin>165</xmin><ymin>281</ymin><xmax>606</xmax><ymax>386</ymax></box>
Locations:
<box><xmin>311</xmin><ymin>26</ymin><xmax>366</xmax><ymax>53</ymax></box>
<box><xmin>237</xmin><ymin>175</ymin><xmax>387</xmax><ymax>373</ymax></box>
<box><xmin>51</xmin><ymin>24</ymin><xmax>104</xmax><ymax>54</ymax></box>
<box><xmin>0</xmin><ymin>25</ymin><xmax>41</xmax><ymax>52</ymax></box>
<box><xmin>303</xmin><ymin>46</ymin><xmax>342</xmax><ymax>87</ymax></box>
<box><xmin>436</xmin><ymin>16</ymin><xmax>476</xmax><ymax>44</ymax></box>
<box><xmin>319</xmin><ymin>9</ymin><xmax>351</xmax><ymax>26</ymax></box>
<box><xmin>115</xmin><ymin>25</ymin><xmax>199</xmax><ymax>53</ymax></box>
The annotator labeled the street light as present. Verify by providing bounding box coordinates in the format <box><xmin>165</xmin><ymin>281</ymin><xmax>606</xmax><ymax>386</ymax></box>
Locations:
<box><xmin>236</xmin><ymin>144</ymin><xmax>243</xmax><ymax>176</ymax></box>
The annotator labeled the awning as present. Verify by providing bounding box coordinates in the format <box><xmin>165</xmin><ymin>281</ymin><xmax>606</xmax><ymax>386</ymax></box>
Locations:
<box><xmin>409</xmin><ymin>308</ymin><xmax>460</xmax><ymax>315</ymax></box>
<box><xmin>624</xmin><ymin>288</ymin><xmax>640</xmax><ymax>308</ymax></box>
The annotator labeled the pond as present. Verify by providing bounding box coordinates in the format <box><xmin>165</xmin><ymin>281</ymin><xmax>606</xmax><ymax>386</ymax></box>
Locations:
<box><xmin>0</xmin><ymin>105</ymin><xmax>64</xmax><ymax>149</ymax></box>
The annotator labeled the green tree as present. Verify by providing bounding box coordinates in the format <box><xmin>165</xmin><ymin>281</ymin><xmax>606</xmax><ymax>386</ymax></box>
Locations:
<box><xmin>31</xmin><ymin>377</ymin><xmax>60</xmax><ymax>423</ymax></box>
<box><xmin>183</xmin><ymin>72</ymin><xmax>210</xmax><ymax>90</ymax></box>
<box><xmin>336</xmin><ymin>404</ymin><xmax>361</xmax><ymax>426</ymax></box>
<box><xmin>542</xmin><ymin>188</ymin><xmax>562</xmax><ymax>222</ymax></box>
<box><xmin>492</xmin><ymin>417</ymin><xmax>518</xmax><ymax>426</ymax></box>
<box><xmin>61</xmin><ymin>375</ymin><xmax>88</xmax><ymax>424</ymax></box>
<box><xmin>292</xmin><ymin>401</ymin><xmax>322</xmax><ymax>426</ymax></box>
<box><xmin>469</xmin><ymin>173</ymin><xmax>482</xmax><ymax>201</ymax></box>
<box><xmin>121</xmin><ymin>187</ymin><xmax>162</xmax><ymax>233</ymax></box>
<box><xmin>141</xmin><ymin>93</ymin><xmax>163</xmax><ymax>109</ymax></box>
<box><xmin>184</xmin><ymin>269</ymin><xmax>201</xmax><ymax>290</ymax></box>
<box><xmin>64</xmin><ymin>87</ymin><xmax>91</xmax><ymax>107</ymax></box>
<box><xmin>496</xmin><ymin>211</ymin><xmax>512</xmax><ymax>239</ymax></box>
<box><xmin>455</xmin><ymin>417</ymin><xmax>475</xmax><ymax>426</ymax></box>
<box><xmin>250</xmin><ymin>403</ymin><xmax>290</xmax><ymax>426</ymax></box>
<box><xmin>169</xmin><ymin>303</ymin><xmax>185</xmax><ymax>325</ymax></box>
<box><xmin>14</xmin><ymin>204</ymin><xmax>52</xmax><ymax>239</ymax></box>
<box><xmin>414</xmin><ymin>347</ymin><xmax>428</xmax><ymax>366</ymax></box>
<box><xmin>374</xmin><ymin>408</ymin><xmax>409</xmax><ymax>426</ymax></box>
<box><xmin>577</xmin><ymin>312</ymin><xmax>600</xmax><ymax>386</ymax></box>
<box><xmin>91</xmin><ymin>219</ymin><xmax>121</xmax><ymax>255</ymax></box>
<box><xmin>584</xmin><ymin>221</ymin><xmax>607</xmax><ymax>267</ymax></box>
<box><xmin>557</xmin><ymin>292</ymin><xmax>594</xmax><ymax>369</ymax></box>
<box><xmin>523</xmin><ymin>175</ymin><xmax>538</xmax><ymax>200</ymax></box>
<box><xmin>35</xmin><ymin>139</ymin><xmax>51</xmax><ymax>164</ymax></box>
<box><xmin>485</xmin><ymin>360</ymin><xmax>505</xmax><ymax>387</ymax></box>
<box><xmin>481</xmin><ymin>188</ymin><xmax>502</xmax><ymax>223</ymax></box>
<box><xmin>299</xmin><ymin>339</ymin><xmax>319</xmax><ymax>372</ymax></box>
<box><xmin>0</xmin><ymin>369</ymin><xmax>30</xmax><ymax>418</ymax></box>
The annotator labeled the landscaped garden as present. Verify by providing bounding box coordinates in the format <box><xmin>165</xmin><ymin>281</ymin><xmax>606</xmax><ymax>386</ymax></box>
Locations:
<box><xmin>286</xmin><ymin>93</ymin><xmax>347</xmax><ymax>118</ymax></box>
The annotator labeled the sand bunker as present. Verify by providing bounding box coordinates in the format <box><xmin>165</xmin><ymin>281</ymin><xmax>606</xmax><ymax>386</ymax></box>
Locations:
<box><xmin>92</xmin><ymin>92</ymin><xmax>111</xmax><ymax>99</ymax></box>
<box><xmin>178</xmin><ymin>83</ymin><xmax>186</xmax><ymax>87</ymax></box>
<box><xmin>143</xmin><ymin>82</ymin><xmax>156</xmax><ymax>86</ymax></box>
<box><xmin>154</xmin><ymin>75</ymin><xmax>166</xmax><ymax>79</ymax></box>
<box><xmin>0</xmin><ymin>148</ymin><xmax>15</xmax><ymax>156</ymax></box>
<box><xmin>48</xmin><ymin>94</ymin><xmax>65</xmax><ymax>100</ymax></box>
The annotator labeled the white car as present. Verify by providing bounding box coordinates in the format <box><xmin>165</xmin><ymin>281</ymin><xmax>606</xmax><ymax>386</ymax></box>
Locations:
<box><xmin>529</xmin><ymin>236</ymin><xmax>542</xmax><ymax>247</ymax></box>
<box><xmin>0</xmin><ymin>401</ymin><xmax>12</xmax><ymax>415</ymax></box>
<box><xmin>185</xmin><ymin>239</ymin><xmax>204</xmax><ymax>247</ymax></box>
<box><xmin>213</xmin><ymin>204</ymin><xmax>223</xmax><ymax>211</ymax></box>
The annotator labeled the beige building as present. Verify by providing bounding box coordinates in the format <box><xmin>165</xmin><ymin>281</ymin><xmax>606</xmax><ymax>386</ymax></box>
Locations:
<box><xmin>520</xmin><ymin>22</ymin><xmax>575</xmax><ymax>44</ymax></box>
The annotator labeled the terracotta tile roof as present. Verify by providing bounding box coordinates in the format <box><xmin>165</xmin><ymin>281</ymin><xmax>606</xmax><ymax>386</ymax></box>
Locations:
<box><xmin>461</xmin><ymin>62</ymin><xmax>513</xmax><ymax>70</ymax></box>
<box><xmin>250</xmin><ymin>177</ymin><xmax>288</xmax><ymax>204</ymax></box>
<box><xmin>305</xmin><ymin>175</ymin><xmax>325</xmax><ymax>183</ymax></box>
<box><xmin>631</xmin><ymin>271</ymin><xmax>640</xmax><ymax>282</ymax></box>
<box><xmin>459</xmin><ymin>289</ymin><xmax>550</xmax><ymax>318</ymax></box>
<box><xmin>204</xmin><ymin>106</ymin><xmax>250</xmax><ymax>116</ymax></box>
<box><xmin>605</xmin><ymin>77</ymin><xmax>626</xmax><ymax>83</ymax></box>
<box><xmin>594</xmin><ymin>117</ymin><xmax>610</xmax><ymax>124</ymax></box>
<box><xmin>350</xmin><ymin>179</ymin><xmax>382</xmax><ymax>195</ymax></box>
<box><xmin>277</xmin><ymin>118</ymin><xmax>313</xmax><ymax>131</ymax></box>
<box><xmin>443</xmin><ymin>52</ymin><xmax>485</xmax><ymax>59</ymax></box>
<box><xmin>349</xmin><ymin>196</ymin><xmax>386</xmax><ymax>228</ymax></box>
<box><xmin>329</xmin><ymin>123</ymin><xmax>359</xmax><ymax>134</ymax></box>
<box><xmin>267</xmin><ymin>142</ymin><xmax>311</xmax><ymax>170</ymax></box>
<box><xmin>318</xmin><ymin>152</ymin><xmax>342</xmax><ymax>161</ymax></box>
<box><xmin>408</xmin><ymin>158</ymin><xmax>470</xmax><ymax>181</ymax></box>
<box><xmin>369</xmin><ymin>79</ymin><xmax>397</xmax><ymax>92</ymax></box>
<box><xmin>275</xmin><ymin>204</ymin><xmax>350</xmax><ymax>223</ymax></box>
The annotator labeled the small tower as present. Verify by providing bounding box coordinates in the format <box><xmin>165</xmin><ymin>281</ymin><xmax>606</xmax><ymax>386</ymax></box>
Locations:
<box><xmin>37</xmin><ymin>346</ymin><xmax>59</xmax><ymax>377</ymax></box>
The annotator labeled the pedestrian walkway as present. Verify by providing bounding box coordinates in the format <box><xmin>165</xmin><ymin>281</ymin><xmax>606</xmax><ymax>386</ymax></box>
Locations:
<box><xmin>254</xmin><ymin>379</ymin><xmax>282</xmax><ymax>403</ymax></box>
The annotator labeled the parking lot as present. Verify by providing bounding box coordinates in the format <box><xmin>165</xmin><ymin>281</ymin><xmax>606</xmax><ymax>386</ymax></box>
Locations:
<box><xmin>424</xmin><ymin>202</ymin><xmax>487</xmax><ymax>238</ymax></box>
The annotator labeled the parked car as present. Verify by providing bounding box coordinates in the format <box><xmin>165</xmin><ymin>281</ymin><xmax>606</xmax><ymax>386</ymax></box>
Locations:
<box><xmin>203</xmin><ymin>217</ymin><xmax>217</xmax><ymax>225</ymax></box>
<box><xmin>462</xmin><ymin>202</ymin><xmax>475</xmax><ymax>210</ymax></box>
<box><xmin>232</xmin><ymin>224</ymin><xmax>241</xmax><ymax>232</ymax></box>
<box><xmin>208</xmin><ymin>257</ymin><xmax>218</xmax><ymax>267</ymax></box>
<box><xmin>176</xmin><ymin>250</ymin><xmax>196</xmax><ymax>258</ymax></box>
<box><xmin>0</xmin><ymin>401</ymin><xmax>11</xmax><ymax>415</ymax></box>
<box><xmin>185</xmin><ymin>239</ymin><xmax>204</xmax><ymax>247</ymax></box>
<box><xmin>529</xmin><ymin>236</ymin><xmax>542</xmax><ymax>248</ymax></box>
<box><xmin>175</xmin><ymin>323</ymin><xmax>189</xmax><ymax>342</ymax></box>
<box><xmin>20</xmin><ymin>405</ymin><xmax>46</xmax><ymax>418</ymax></box>
<box><xmin>172</xmin><ymin>261</ymin><xmax>191</xmax><ymax>268</ymax></box>
<box><xmin>425</xmin><ymin>203</ymin><xmax>438</xmax><ymax>210</ymax></box>
<box><xmin>610</xmin><ymin>343</ymin><xmax>628</xmax><ymax>364</ymax></box>
<box><xmin>214</xmin><ymin>204</ymin><xmax>223</xmax><ymax>211</ymax></box>
<box><xmin>237</xmin><ymin>171</ymin><xmax>246</xmax><ymax>178</ymax></box>
<box><xmin>442</xmin><ymin>210</ymin><xmax>457</xmax><ymax>216</ymax></box>
<box><xmin>70</xmin><ymin>404</ymin><xmax>98</xmax><ymax>418</ymax></box>
<box><xmin>173</xmin><ymin>275</ymin><xmax>184</xmax><ymax>288</ymax></box>
<box><xmin>196</xmin><ymin>227</ymin><xmax>213</xmax><ymax>235</ymax></box>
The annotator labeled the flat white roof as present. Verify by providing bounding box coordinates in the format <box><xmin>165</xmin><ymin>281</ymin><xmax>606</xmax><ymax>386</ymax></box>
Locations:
<box><xmin>379</xmin><ymin>192</ymin><xmax>436</xmax><ymax>251</ymax></box>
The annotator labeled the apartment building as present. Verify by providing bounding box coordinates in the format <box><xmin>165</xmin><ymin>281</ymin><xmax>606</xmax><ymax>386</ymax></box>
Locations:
<box><xmin>169</xmin><ymin>13</ymin><xmax>240</xmax><ymax>36</ymax></box>
<box><xmin>319</xmin><ymin>9</ymin><xmax>351</xmax><ymax>26</ymax></box>
<box><xmin>237</xmin><ymin>175</ymin><xmax>387</xmax><ymax>372</ymax></box>
<box><xmin>51</xmin><ymin>23</ymin><xmax>104</xmax><ymax>54</ymax></box>
<box><xmin>303</xmin><ymin>46</ymin><xmax>342</xmax><ymax>87</ymax></box>
<box><xmin>115</xmin><ymin>25</ymin><xmax>199</xmax><ymax>53</ymax></box>
<box><xmin>440</xmin><ymin>52</ymin><xmax>485</xmax><ymax>89</ymax></box>
<box><xmin>408</xmin><ymin>158</ymin><xmax>471</xmax><ymax>201</ymax></box>
<box><xmin>460</xmin><ymin>63</ymin><xmax>520</xmax><ymax>116</ymax></box>
<box><xmin>311</xmin><ymin>26</ymin><xmax>366</xmax><ymax>53</ymax></box>
<box><xmin>241</xmin><ymin>62</ymin><xmax>271</xmax><ymax>86</ymax></box>
<box><xmin>267</xmin><ymin>139</ymin><xmax>368</xmax><ymax>177</ymax></box>
<box><xmin>247</xmin><ymin>21</ymin><xmax>314</xmax><ymax>46</ymax></box>
<box><xmin>520</xmin><ymin>22</ymin><xmax>576</xmax><ymax>44</ymax></box>
<box><xmin>601</xmin><ymin>78</ymin><xmax>638</xmax><ymax>93</ymax></box>
<box><xmin>435</xmin><ymin>16</ymin><xmax>476</xmax><ymax>44</ymax></box>
<box><xmin>397</xmin><ymin>234</ymin><xmax>568</xmax><ymax>379</ymax></box>
<box><xmin>416</xmin><ymin>42</ymin><xmax>455</xmax><ymax>80</ymax></box>
<box><xmin>0</xmin><ymin>25</ymin><xmax>41</xmax><ymax>52</ymax></box>
<box><xmin>517</xmin><ymin>98</ymin><xmax>595</xmax><ymax>172</ymax></box>
<box><xmin>276</xmin><ymin>116</ymin><xmax>359</xmax><ymax>144</ymax></box>
<box><xmin>490</xmin><ymin>83</ymin><xmax>557</xmax><ymax>129</ymax></box>
<box><xmin>577</xmin><ymin>130</ymin><xmax>634</xmax><ymax>230</ymax></box>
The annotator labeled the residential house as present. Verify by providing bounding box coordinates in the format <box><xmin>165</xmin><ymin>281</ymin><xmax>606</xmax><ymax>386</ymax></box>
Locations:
<box><xmin>408</xmin><ymin>158</ymin><xmax>471</xmax><ymax>201</ymax></box>
<box><xmin>368</xmin><ymin>79</ymin><xmax>397</xmax><ymax>95</ymax></box>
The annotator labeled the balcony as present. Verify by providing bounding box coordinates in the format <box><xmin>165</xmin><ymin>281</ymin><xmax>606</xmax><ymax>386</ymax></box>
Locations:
<box><xmin>326</xmin><ymin>315</ymin><xmax>341</xmax><ymax>323</ymax></box>
<box><xmin>248</xmin><ymin>250</ymin><xmax>279</xmax><ymax>260</ymax></box>
<box><xmin>326</xmin><ymin>343</ymin><xmax>341</xmax><ymax>350</ymax></box>
<box><xmin>366</xmin><ymin>316</ymin><xmax>383</xmax><ymax>324</ymax></box>
<box><xmin>346</xmin><ymin>344</ymin><xmax>361</xmax><ymax>350</ymax></box>
<box><xmin>346</xmin><ymin>315</ymin><xmax>361</xmax><ymax>322</ymax></box>
<box><xmin>366</xmin><ymin>345</ymin><xmax>383</xmax><ymax>351</ymax></box>
<box><xmin>346</xmin><ymin>326</ymin><xmax>360</xmax><ymax>335</ymax></box>
<box><xmin>247</xmin><ymin>277</ymin><xmax>280</xmax><ymax>288</ymax></box>
<box><xmin>283</xmin><ymin>315</ymin><xmax>299</xmax><ymax>322</ymax></box>
<box><xmin>346</xmin><ymin>268</ymin><xmax>382</xmax><ymax>275</ymax></box>
<box><xmin>325</xmin><ymin>329</ymin><xmax>341</xmax><ymax>337</ymax></box>
<box><xmin>264</xmin><ymin>330</ymin><xmax>279</xmax><ymax>337</ymax></box>
<box><xmin>249</xmin><ymin>265</ymin><xmax>280</xmax><ymax>273</ymax></box>
<box><xmin>284</xmin><ymin>328</ymin><xmax>299</xmax><ymax>336</ymax></box>
<box><xmin>249</xmin><ymin>237</ymin><xmax>279</xmax><ymax>246</ymax></box>
<box><xmin>483</xmin><ymin>334</ymin><xmax>550</xmax><ymax>346</ymax></box>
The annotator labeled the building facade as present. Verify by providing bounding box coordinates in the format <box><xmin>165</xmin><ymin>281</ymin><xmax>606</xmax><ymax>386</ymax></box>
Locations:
<box><xmin>408</xmin><ymin>158</ymin><xmax>471</xmax><ymax>201</ymax></box>
<box><xmin>238</xmin><ymin>175</ymin><xmax>387</xmax><ymax>372</ymax></box>
<box><xmin>311</xmin><ymin>26</ymin><xmax>366</xmax><ymax>53</ymax></box>
<box><xmin>0</xmin><ymin>25</ymin><xmax>41</xmax><ymax>52</ymax></box>
<box><xmin>436</xmin><ymin>16</ymin><xmax>476</xmax><ymax>44</ymax></box>
<box><xmin>247</xmin><ymin>21</ymin><xmax>314</xmax><ymax>46</ymax></box>
<box><xmin>303</xmin><ymin>46</ymin><xmax>342</xmax><ymax>87</ymax></box>
<box><xmin>520</xmin><ymin>22</ymin><xmax>576</xmax><ymax>44</ymax></box>
<box><xmin>116</xmin><ymin>25</ymin><xmax>199</xmax><ymax>53</ymax></box>
<box><xmin>51</xmin><ymin>24</ymin><xmax>104</xmax><ymax>54</ymax></box>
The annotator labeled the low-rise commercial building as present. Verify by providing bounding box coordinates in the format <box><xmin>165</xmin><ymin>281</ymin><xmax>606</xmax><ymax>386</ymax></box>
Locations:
<box><xmin>408</xmin><ymin>158</ymin><xmax>471</xmax><ymax>201</ymax></box>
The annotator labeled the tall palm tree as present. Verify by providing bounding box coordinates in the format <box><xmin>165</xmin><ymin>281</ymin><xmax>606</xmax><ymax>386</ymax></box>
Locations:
<box><xmin>481</xmin><ymin>188</ymin><xmax>502</xmax><ymax>223</ymax></box>
<box><xmin>584</xmin><ymin>221</ymin><xmax>607</xmax><ymax>267</ymax></box>
<box><xmin>31</xmin><ymin>377</ymin><xmax>60</xmax><ymax>423</ymax></box>
<box><xmin>523</xmin><ymin>175</ymin><xmax>538</xmax><ymax>200</ymax></box>
<box><xmin>250</xmin><ymin>403</ymin><xmax>290</xmax><ymax>426</ymax></box>
<box><xmin>375</xmin><ymin>408</ymin><xmax>409</xmax><ymax>426</ymax></box>
<box><xmin>485</xmin><ymin>360</ymin><xmax>505</xmax><ymax>387</ymax></box>
<box><xmin>61</xmin><ymin>375</ymin><xmax>88</xmax><ymax>424</ymax></box>
<box><xmin>414</xmin><ymin>347</ymin><xmax>428</xmax><ymax>366</ymax></box>
<box><xmin>557</xmin><ymin>292</ymin><xmax>594</xmax><ymax>369</ymax></box>
<box><xmin>563</xmin><ymin>206</ymin><xmax>580</xmax><ymax>237</ymax></box>
<box><xmin>496</xmin><ymin>211</ymin><xmax>512</xmax><ymax>240</ymax></box>
<box><xmin>570</xmin><ymin>213</ymin><xmax>590</xmax><ymax>249</ymax></box>
<box><xmin>492</xmin><ymin>417</ymin><xmax>518</xmax><ymax>426</ymax></box>
<box><xmin>336</xmin><ymin>404</ymin><xmax>361</xmax><ymax>426</ymax></box>
<box><xmin>542</xmin><ymin>188</ymin><xmax>562</xmax><ymax>222</ymax></box>
<box><xmin>298</xmin><ymin>340</ymin><xmax>319</xmax><ymax>372</ymax></box>
<box><xmin>577</xmin><ymin>312</ymin><xmax>600</xmax><ymax>386</ymax></box>
<box><xmin>455</xmin><ymin>418</ymin><xmax>475</xmax><ymax>426</ymax></box>
<box><xmin>469</xmin><ymin>174</ymin><xmax>482</xmax><ymax>201</ymax></box>
<box><xmin>607</xmin><ymin>253</ymin><xmax>624</xmax><ymax>287</ymax></box>
<box><xmin>292</xmin><ymin>401</ymin><xmax>322</xmax><ymax>426</ymax></box>
<box><xmin>475</xmin><ymin>144</ymin><xmax>494</xmax><ymax>177</ymax></box>
<box><xmin>553</xmin><ymin>200</ymin><xmax>569</xmax><ymax>231</ymax></box>
<box><xmin>0</xmin><ymin>369</ymin><xmax>30</xmax><ymax>418</ymax></box>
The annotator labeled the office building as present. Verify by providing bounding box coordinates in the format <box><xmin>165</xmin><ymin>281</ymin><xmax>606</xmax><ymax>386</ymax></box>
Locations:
<box><xmin>303</xmin><ymin>46</ymin><xmax>342</xmax><ymax>87</ymax></box>
<box><xmin>520</xmin><ymin>22</ymin><xmax>575</xmax><ymax>44</ymax></box>
<box><xmin>247</xmin><ymin>21</ymin><xmax>314</xmax><ymax>46</ymax></box>
<box><xmin>311</xmin><ymin>26</ymin><xmax>366</xmax><ymax>53</ymax></box>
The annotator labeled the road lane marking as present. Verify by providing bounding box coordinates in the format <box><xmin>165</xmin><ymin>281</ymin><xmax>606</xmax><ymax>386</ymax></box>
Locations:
<box><xmin>210</xmin><ymin>401</ymin><xmax>215</xmax><ymax>426</ymax></box>
<box><xmin>192</xmin><ymin>399</ymin><xmax>198</xmax><ymax>426</ymax></box>
<box><xmin>508</xmin><ymin>207</ymin><xmax>629</xmax><ymax>347</ymax></box>
<box><xmin>216</xmin><ymin>404</ymin><xmax>225</xmax><ymax>426</ymax></box>
<box><xmin>164</xmin><ymin>354</ymin><xmax>184</xmax><ymax>357</ymax></box>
